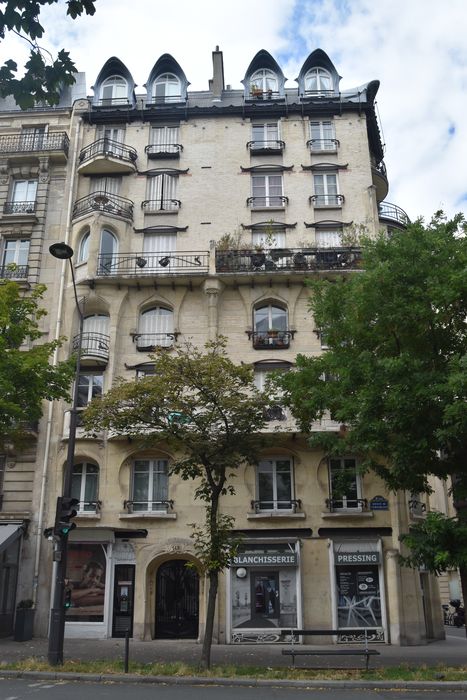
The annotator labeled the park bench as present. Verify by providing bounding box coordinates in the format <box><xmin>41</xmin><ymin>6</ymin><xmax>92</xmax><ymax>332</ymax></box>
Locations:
<box><xmin>281</xmin><ymin>628</ymin><xmax>381</xmax><ymax>670</ymax></box>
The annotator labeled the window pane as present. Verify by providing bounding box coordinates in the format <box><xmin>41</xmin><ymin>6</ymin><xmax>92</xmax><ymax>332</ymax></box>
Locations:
<box><xmin>271</xmin><ymin>306</ymin><xmax>287</xmax><ymax>330</ymax></box>
<box><xmin>77</xmin><ymin>375</ymin><xmax>90</xmax><ymax>407</ymax></box>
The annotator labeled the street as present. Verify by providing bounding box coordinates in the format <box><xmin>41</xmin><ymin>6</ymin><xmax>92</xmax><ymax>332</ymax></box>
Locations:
<box><xmin>0</xmin><ymin>680</ymin><xmax>465</xmax><ymax>700</ymax></box>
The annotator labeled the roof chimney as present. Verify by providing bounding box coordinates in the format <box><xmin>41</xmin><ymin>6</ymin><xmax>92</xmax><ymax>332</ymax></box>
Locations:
<box><xmin>209</xmin><ymin>45</ymin><xmax>224</xmax><ymax>98</ymax></box>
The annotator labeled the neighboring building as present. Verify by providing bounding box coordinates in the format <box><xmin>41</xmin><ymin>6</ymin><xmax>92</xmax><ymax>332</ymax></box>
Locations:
<box><xmin>1</xmin><ymin>47</ymin><xmax>443</xmax><ymax>645</ymax></box>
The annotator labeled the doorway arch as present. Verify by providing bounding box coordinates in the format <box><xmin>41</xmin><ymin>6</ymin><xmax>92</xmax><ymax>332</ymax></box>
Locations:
<box><xmin>155</xmin><ymin>559</ymin><xmax>199</xmax><ymax>639</ymax></box>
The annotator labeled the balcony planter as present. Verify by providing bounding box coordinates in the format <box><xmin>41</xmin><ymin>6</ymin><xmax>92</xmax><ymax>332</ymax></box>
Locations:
<box><xmin>14</xmin><ymin>600</ymin><xmax>35</xmax><ymax>641</ymax></box>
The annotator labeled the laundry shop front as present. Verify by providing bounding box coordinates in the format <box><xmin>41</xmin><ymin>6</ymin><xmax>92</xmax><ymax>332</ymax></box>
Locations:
<box><xmin>227</xmin><ymin>540</ymin><xmax>301</xmax><ymax>643</ymax></box>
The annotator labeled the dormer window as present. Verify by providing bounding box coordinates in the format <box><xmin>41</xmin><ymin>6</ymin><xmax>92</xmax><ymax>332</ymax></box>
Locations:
<box><xmin>250</xmin><ymin>69</ymin><xmax>278</xmax><ymax>96</ymax></box>
<box><xmin>154</xmin><ymin>73</ymin><xmax>181</xmax><ymax>103</ymax></box>
<box><xmin>100</xmin><ymin>75</ymin><xmax>128</xmax><ymax>105</ymax></box>
<box><xmin>304</xmin><ymin>68</ymin><xmax>332</xmax><ymax>95</ymax></box>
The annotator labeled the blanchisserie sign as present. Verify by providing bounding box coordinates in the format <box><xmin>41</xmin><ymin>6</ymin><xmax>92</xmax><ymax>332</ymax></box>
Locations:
<box><xmin>233</xmin><ymin>553</ymin><xmax>297</xmax><ymax>567</ymax></box>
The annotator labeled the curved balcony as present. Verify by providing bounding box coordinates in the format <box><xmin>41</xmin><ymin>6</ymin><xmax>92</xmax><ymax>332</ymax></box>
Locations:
<box><xmin>372</xmin><ymin>160</ymin><xmax>389</xmax><ymax>202</ymax></box>
<box><xmin>378</xmin><ymin>201</ymin><xmax>410</xmax><ymax>229</ymax></box>
<box><xmin>247</xmin><ymin>140</ymin><xmax>285</xmax><ymax>155</ymax></box>
<box><xmin>145</xmin><ymin>143</ymin><xmax>183</xmax><ymax>159</ymax></box>
<box><xmin>72</xmin><ymin>331</ymin><xmax>110</xmax><ymax>364</ymax></box>
<box><xmin>72</xmin><ymin>192</ymin><xmax>134</xmax><ymax>222</ymax></box>
<box><xmin>78</xmin><ymin>138</ymin><xmax>137</xmax><ymax>175</ymax></box>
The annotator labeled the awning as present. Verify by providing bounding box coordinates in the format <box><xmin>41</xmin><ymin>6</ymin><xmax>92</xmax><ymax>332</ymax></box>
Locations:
<box><xmin>0</xmin><ymin>524</ymin><xmax>23</xmax><ymax>553</ymax></box>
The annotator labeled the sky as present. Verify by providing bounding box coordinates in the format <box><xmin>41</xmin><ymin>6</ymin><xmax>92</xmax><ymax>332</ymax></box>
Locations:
<box><xmin>2</xmin><ymin>0</ymin><xmax>467</xmax><ymax>222</ymax></box>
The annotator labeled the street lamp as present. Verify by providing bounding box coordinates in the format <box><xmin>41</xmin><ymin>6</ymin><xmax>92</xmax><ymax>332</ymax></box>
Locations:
<box><xmin>47</xmin><ymin>243</ymin><xmax>83</xmax><ymax>665</ymax></box>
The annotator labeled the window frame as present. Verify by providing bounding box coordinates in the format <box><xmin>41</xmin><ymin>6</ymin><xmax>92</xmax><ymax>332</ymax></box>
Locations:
<box><xmin>131</xmin><ymin>458</ymin><xmax>169</xmax><ymax>512</ymax></box>
<box><xmin>71</xmin><ymin>462</ymin><xmax>99</xmax><ymax>513</ymax></box>
<box><xmin>1</xmin><ymin>238</ymin><xmax>30</xmax><ymax>268</ymax></box>
<box><xmin>77</xmin><ymin>230</ymin><xmax>90</xmax><ymax>263</ymax></box>
<box><xmin>11</xmin><ymin>179</ymin><xmax>38</xmax><ymax>203</ymax></box>
<box><xmin>250</xmin><ymin>69</ymin><xmax>278</xmax><ymax>94</ymax></box>
<box><xmin>137</xmin><ymin>306</ymin><xmax>174</xmax><ymax>349</ymax></box>
<box><xmin>251</xmin><ymin>122</ymin><xmax>280</xmax><ymax>151</ymax></box>
<box><xmin>304</xmin><ymin>67</ymin><xmax>333</xmax><ymax>94</ymax></box>
<box><xmin>100</xmin><ymin>75</ymin><xmax>128</xmax><ymax>105</ymax></box>
<box><xmin>251</xmin><ymin>173</ymin><xmax>284</xmax><ymax>209</ymax></box>
<box><xmin>309</xmin><ymin>120</ymin><xmax>337</xmax><ymax>151</ymax></box>
<box><xmin>146</xmin><ymin>173</ymin><xmax>179</xmax><ymax>211</ymax></box>
<box><xmin>313</xmin><ymin>172</ymin><xmax>340</xmax><ymax>207</ymax></box>
<box><xmin>153</xmin><ymin>73</ymin><xmax>181</xmax><ymax>103</ymax></box>
<box><xmin>329</xmin><ymin>457</ymin><xmax>362</xmax><ymax>510</ymax></box>
<box><xmin>256</xmin><ymin>457</ymin><xmax>294</xmax><ymax>511</ymax></box>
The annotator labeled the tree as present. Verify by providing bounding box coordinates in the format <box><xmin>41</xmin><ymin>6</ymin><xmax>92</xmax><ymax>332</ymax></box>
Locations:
<box><xmin>0</xmin><ymin>0</ymin><xmax>97</xmax><ymax>109</ymax></box>
<box><xmin>0</xmin><ymin>280</ymin><xmax>74</xmax><ymax>449</ymax></box>
<box><xmin>275</xmin><ymin>212</ymin><xmax>467</xmax><ymax>609</ymax></box>
<box><xmin>83</xmin><ymin>339</ymin><xmax>267</xmax><ymax>668</ymax></box>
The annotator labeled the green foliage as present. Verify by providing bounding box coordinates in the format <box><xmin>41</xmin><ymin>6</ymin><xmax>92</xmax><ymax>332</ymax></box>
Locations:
<box><xmin>0</xmin><ymin>280</ymin><xmax>73</xmax><ymax>448</ymax></box>
<box><xmin>0</xmin><ymin>0</ymin><xmax>97</xmax><ymax>108</ymax></box>
<box><xmin>189</xmin><ymin>511</ymin><xmax>241</xmax><ymax>575</ymax></box>
<box><xmin>400</xmin><ymin>512</ymin><xmax>467</xmax><ymax>574</ymax></box>
<box><xmin>277</xmin><ymin>212</ymin><xmax>467</xmax><ymax>495</ymax></box>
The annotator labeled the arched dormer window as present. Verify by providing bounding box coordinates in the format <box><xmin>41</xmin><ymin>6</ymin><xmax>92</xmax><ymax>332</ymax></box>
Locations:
<box><xmin>250</xmin><ymin>69</ymin><xmax>278</xmax><ymax>96</ymax></box>
<box><xmin>243</xmin><ymin>50</ymin><xmax>285</xmax><ymax>100</ymax></box>
<box><xmin>252</xmin><ymin>302</ymin><xmax>292</xmax><ymax>349</ymax></box>
<box><xmin>304</xmin><ymin>67</ymin><xmax>332</xmax><ymax>95</ymax></box>
<box><xmin>136</xmin><ymin>306</ymin><xmax>175</xmax><ymax>350</ymax></box>
<box><xmin>100</xmin><ymin>75</ymin><xmax>128</xmax><ymax>105</ymax></box>
<box><xmin>154</xmin><ymin>73</ymin><xmax>181</xmax><ymax>103</ymax></box>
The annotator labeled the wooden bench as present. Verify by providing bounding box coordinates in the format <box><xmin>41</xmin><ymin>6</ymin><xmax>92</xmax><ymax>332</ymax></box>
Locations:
<box><xmin>281</xmin><ymin>629</ymin><xmax>381</xmax><ymax>670</ymax></box>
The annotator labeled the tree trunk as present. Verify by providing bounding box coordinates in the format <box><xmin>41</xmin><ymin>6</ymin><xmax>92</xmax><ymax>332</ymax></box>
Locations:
<box><xmin>200</xmin><ymin>569</ymin><xmax>219</xmax><ymax>669</ymax></box>
<box><xmin>459</xmin><ymin>565</ymin><xmax>467</xmax><ymax>638</ymax></box>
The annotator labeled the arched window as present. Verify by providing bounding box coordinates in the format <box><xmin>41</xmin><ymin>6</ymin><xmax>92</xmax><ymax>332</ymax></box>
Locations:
<box><xmin>100</xmin><ymin>75</ymin><xmax>128</xmax><ymax>104</ymax></box>
<box><xmin>99</xmin><ymin>229</ymin><xmax>118</xmax><ymax>273</ymax></box>
<box><xmin>250</xmin><ymin>69</ymin><xmax>278</xmax><ymax>95</ymax></box>
<box><xmin>137</xmin><ymin>306</ymin><xmax>174</xmax><ymax>350</ymax></box>
<box><xmin>71</xmin><ymin>462</ymin><xmax>99</xmax><ymax>512</ymax></box>
<box><xmin>153</xmin><ymin>73</ymin><xmax>181</xmax><ymax>102</ymax></box>
<box><xmin>304</xmin><ymin>67</ymin><xmax>332</xmax><ymax>94</ymax></box>
<box><xmin>78</xmin><ymin>229</ymin><xmax>90</xmax><ymax>263</ymax></box>
<box><xmin>253</xmin><ymin>303</ymin><xmax>289</xmax><ymax>349</ymax></box>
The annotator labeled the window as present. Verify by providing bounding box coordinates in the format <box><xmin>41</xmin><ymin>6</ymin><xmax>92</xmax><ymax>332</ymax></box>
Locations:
<box><xmin>251</xmin><ymin>228</ymin><xmax>286</xmax><ymax>249</ymax></box>
<box><xmin>142</xmin><ymin>231</ymin><xmax>176</xmax><ymax>271</ymax></box>
<box><xmin>135</xmin><ymin>363</ymin><xmax>156</xmax><ymax>378</ymax></box>
<box><xmin>77</xmin><ymin>230</ymin><xmax>90</xmax><ymax>263</ymax></box>
<box><xmin>99</xmin><ymin>229</ymin><xmax>118</xmax><ymax>272</ymax></box>
<box><xmin>251</xmin><ymin>122</ymin><xmax>280</xmax><ymax>151</ymax></box>
<box><xmin>1</xmin><ymin>239</ymin><xmax>29</xmax><ymax>272</ymax></box>
<box><xmin>256</xmin><ymin>458</ymin><xmax>293</xmax><ymax>510</ymax></box>
<box><xmin>329</xmin><ymin>458</ymin><xmax>362</xmax><ymax>510</ymax></box>
<box><xmin>132</xmin><ymin>459</ymin><xmax>169</xmax><ymax>511</ymax></box>
<box><xmin>313</xmin><ymin>173</ymin><xmax>341</xmax><ymax>207</ymax></box>
<box><xmin>97</xmin><ymin>125</ymin><xmax>126</xmax><ymax>157</ymax></box>
<box><xmin>251</xmin><ymin>174</ymin><xmax>284</xmax><ymax>208</ymax></box>
<box><xmin>150</xmin><ymin>126</ymin><xmax>180</xmax><ymax>154</ymax></box>
<box><xmin>137</xmin><ymin>307</ymin><xmax>174</xmax><ymax>349</ymax></box>
<box><xmin>309</xmin><ymin>120</ymin><xmax>336</xmax><ymax>151</ymax></box>
<box><xmin>253</xmin><ymin>303</ymin><xmax>289</xmax><ymax>349</ymax></box>
<box><xmin>315</xmin><ymin>230</ymin><xmax>342</xmax><ymax>248</ymax></box>
<box><xmin>100</xmin><ymin>75</ymin><xmax>128</xmax><ymax>105</ymax></box>
<box><xmin>20</xmin><ymin>125</ymin><xmax>46</xmax><ymax>150</ymax></box>
<box><xmin>81</xmin><ymin>314</ymin><xmax>110</xmax><ymax>359</ymax></box>
<box><xmin>250</xmin><ymin>69</ymin><xmax>278</xmax><ymax>94</ymax></box>
<box><xmin>254</xmin><ymin>364</ymin><xmax>288</xmax><ymax>421</ymax></box>
<box><xmin>304</xmin><ymin>67</ymin><xmax>332</xmax><ymax>94</ymax></box>
<box><xmin>77</xmin><ymin>373</ymin><xmax>103</xmax><ymax>408</ymax></box>
<box><xmin>90</xmin><ymin>176</ymin><xmax>121</xmax><ymax>196</ymax></box>
<box><xmin>153</xmin><ymin>73</ymin><xmax>181</xmax><ymax>102</ymax></box>
<box><xmin>146</xmin><ymin>174</ymin><xmax>179</xmax><ymax>211</ymax></box>
<box><xmin>71</xmin><ymin>462</ymin><xmax>99</xmax><ymax>512</ymax></box>
<box><xmin>5</xmin><ymin>179</ymin><xmax>38</xmax><ymax>214</ymax></box>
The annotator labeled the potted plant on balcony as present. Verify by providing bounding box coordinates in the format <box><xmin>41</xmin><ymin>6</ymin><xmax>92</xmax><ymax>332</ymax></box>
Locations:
<box><xmin>250</xmin><ymin>84</ymin><xmax>262</xmax><ymax>99</ymax></box>
<box><xmin>14</xmin><ymin>599</ymin><xmax>35</xmax><ymax>642</ymax></box>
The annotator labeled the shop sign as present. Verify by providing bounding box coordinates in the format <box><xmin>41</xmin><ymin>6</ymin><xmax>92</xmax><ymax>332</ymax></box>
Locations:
<box><xmin>233</xmin><ymin>553</ymin><xmax>297</xmax><ymax>567</ymax></box>
<box><xmin>370</xmin><ymin>495</ymin><xmax>389</xmax><ymax>510</ymax></box>
<box><xmin>335</xmin><ymin>551</ymin><xmax>380</xmax><ymax>565</ymax></box>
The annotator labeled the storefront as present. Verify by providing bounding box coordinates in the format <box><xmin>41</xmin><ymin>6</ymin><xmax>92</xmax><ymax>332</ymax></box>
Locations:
<box><xmin>228</xmin><ymin>541</ymin><xmax>301</xmax><ymax>643</ymax></box>
<box><xmin>330</xmin><ymin>539</ymin><xmax>387</xmax><ymax>642</ymax></box>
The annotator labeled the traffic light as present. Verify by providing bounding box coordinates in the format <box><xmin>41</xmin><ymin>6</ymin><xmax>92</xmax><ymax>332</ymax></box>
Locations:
<box><xmin>54</xmin><ymin>496</ymin><xmax>79</xmax><ymax>537</ymax></box>
<box><xmin>64</xmin><ymin>587</ymin><xmax>72</xmax><ymax>609</ymax></box>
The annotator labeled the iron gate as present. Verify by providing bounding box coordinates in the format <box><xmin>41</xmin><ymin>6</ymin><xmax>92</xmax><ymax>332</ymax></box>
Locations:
<box><xmin>155</xmin><ymin>559</ymin><xmax>199</xmax><ymax>639</ymax></box>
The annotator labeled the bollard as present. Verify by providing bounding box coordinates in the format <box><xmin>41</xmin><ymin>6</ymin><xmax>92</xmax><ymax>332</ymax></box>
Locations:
<box><xmin>124</xmin><ymin>629</ymin><xmax>130</xmax><ymax>673</ymax></box>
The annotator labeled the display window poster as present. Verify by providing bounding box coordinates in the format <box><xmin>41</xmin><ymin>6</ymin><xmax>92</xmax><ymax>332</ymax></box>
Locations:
<box><xmin>336</xmin><ymin>564</ymin><xmax>382</xmax><ymax>628</ymax></box>
<box><xmin>66</xmin><ymin>543</ymin><xmax>107</xmax><ymax>622</ymax></box>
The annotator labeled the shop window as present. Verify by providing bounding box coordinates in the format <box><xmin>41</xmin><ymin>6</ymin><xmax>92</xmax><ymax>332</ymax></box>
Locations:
<box><xmin>71</xmin><ymin>462</ymin><xmax>99</xmax><ymax>512</ymax></box>
<box><xmin>334</xmin><ymin>543</ymin><xmax>383</xmax><ymax>631</ymax></box>
<box><xmin>131</xmin><ymin>459</ymin><xmax>169</xmax><ymax>511</ymax></box>
<box><xmin>329</xmin><ymin>458</ymin><xmax>362</xmax><ymax>510</ymax></box>
<box><xmin>256</xmin><ymin>458</ymin><xmax>294</xmax><ymax>511</ymax></box>
<box><xmin>66</xmin><ymin>542</ymin><xmax>107</xmax><ymax>622</ymax></box>
<box><xmin>136</xmin><ymin>307</ymin><xmax>174</xmax><ymax>350</ymax></box>
<box><xmin>153</xmin><ymin>73</ymin><xmax>181</xmax><ymax>102</ymax></box>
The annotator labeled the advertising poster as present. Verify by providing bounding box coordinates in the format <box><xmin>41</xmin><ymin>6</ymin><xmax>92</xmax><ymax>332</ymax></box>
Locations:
<box><xmin>66</xmin><ymin>543</ymin><xmax>107</xmax><ymax>622</ymax></box>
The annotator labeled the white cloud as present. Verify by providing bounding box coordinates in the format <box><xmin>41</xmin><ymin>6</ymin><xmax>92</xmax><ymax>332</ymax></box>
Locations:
<box><xmin>1</xmin><ymin>0</ymin><xmax>466</xmax><ymax>220</ymax></box>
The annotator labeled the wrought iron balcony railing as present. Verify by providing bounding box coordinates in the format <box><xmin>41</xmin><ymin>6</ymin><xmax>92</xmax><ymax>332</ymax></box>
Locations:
<box><xmin>145</xmin><ymin>143</ymin><xmax>183</xmax><ymax>158</ymax></box>
<box><xmin>216</xmin><ymin>247</ymin><xmax>361</xmax><ymax>273</ymax></box>
<box><xmin>247</xmin><ymin>140</ymin><xmax>285</xmax><ymax>153</ymax></box>
<box><xmin>3</xmin><ymin>201</ymin><xmax>36</xmax><ymax>215</ymax></box>
<box><xmin>79</xmin><ymin>138</ymin><xmax>137</xmax><ymax>165</ymax></box>
<box><xmin>0</xmin><ymin>264</ymin><xmax>28</xmax><ymax>279</ymax></box>
<box><xmin>96</xmin><ymin>251</ymin><xmax>209</xmax><ymax>276</ymax></box>
<box><xmin>0</xmin><ymin>131</ymin><xmax>69</xmax><ymax>155</ymax></box>
<box><xmin>123</xmin><ymin>499</ymin><xmax>174</xmax><ymax>513</ymax></box>
<box><xmin>306</xmin><ymin>138</ymin><xmax>339</xmax><ymax>151</ymax></box>
<box><xmin>251</xmin><ymin>499</ymin><xmax>302</xmax><ymax>513</ymax></box>
<box><xmin>142</xmin><ymin>198</ymin><xmax>181</xmax><ymax>212</ymax></box>
<box><xmin>248</xmin><ymin>90</ymin><xmax>282</xmax><ymax>101</ymax></box>
<box><xmin>146</xmin><ymin>95</ymin><xmax>186</xmax><ymax>105</ymax></box>
<box><xmin>378</xmin><ymin>201</ymin><xmax>410</xmax><ymax>227</ymax></box>
<box><xmin>76</xmin><ymin>500</ymin><xmax>102</xmax><ymax>514</ymax></box>
<box><xmin>303</xmin><ymin>89</ymin><xmax>335</xmax><ymax>98</ymax></box>
<box><xmin>72</xmin><ymin>331</ymin><xmax>110</xmax><ymax>361</ymax></box>
<box><xmin>94</xmin><ymin>98</ymin><xmax>132</xmax><ymax>108</ymax></box>
<box><xmin>247</xmin><ymin>195</ymin><xmax>288</xmax><ymax>209</ymax></box>
<box><xmin>325</xmin><ymin>497</ymin><xmax>368</xmax><ymax>512</ymax></box>
<box><xmin>310</xmin><ymin>194</ymin><xmax>344</xmax><ymax>207</ymax></box>
<box><xmin>131</xmin><ymin>332</ymin><xmax>180</xmax><ymax>351</ymax></box>
<box><xmin>247</xmin><ymin>329</ymin><xmax>295</xmax><ymax>349</ymax></box>
<box><xmin>72</xmin><ymin>191</ymin><xmax>134</xmax><ymax>221</ymax></box>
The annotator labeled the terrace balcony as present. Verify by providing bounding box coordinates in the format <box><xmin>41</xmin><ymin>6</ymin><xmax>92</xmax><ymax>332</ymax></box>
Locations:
<box><xmin>378</xmin><ymin>201</ymin><xmax>410</xmax><ymax>228</ymax></box>
<box><xmin>96</xmin><ymin>251</ymin><xmax>209</xmax><ymax>278</ymax></box>
<box><xmin>0</xmin><ymin>131</ymin><xmax>69</xmax><ymax>162</ymax></box>
<box><xmin>78</xmin><ymin>138</ymin><xmax>137</xmax><ymax>175</ymax></box>
<box><xmin>216</xmin><ymin>247</ymin><xmax>361</xmax><ymax>274</ymax></box>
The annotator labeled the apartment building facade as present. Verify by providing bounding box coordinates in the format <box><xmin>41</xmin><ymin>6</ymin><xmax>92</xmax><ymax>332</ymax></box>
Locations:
<box><xmin>0</xmin><ymin>47</ymin><xmax>444</xmax><ymax>645</ymax></box>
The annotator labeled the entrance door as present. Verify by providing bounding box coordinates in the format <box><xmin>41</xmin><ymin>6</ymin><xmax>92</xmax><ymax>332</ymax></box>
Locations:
<box><xmin>112</xmin><ymin>565</ymin><xmax>135</xmax><ymax>637</ymax></box>
<box><xmin>251</xmin><ymin>572</ymin><xmax>280</xmax><ymax>627</ymax></box>
<box><xmin>155</xmin><ymin>560</ymin><xmax>199</xmax><ymax>639</ymax></box>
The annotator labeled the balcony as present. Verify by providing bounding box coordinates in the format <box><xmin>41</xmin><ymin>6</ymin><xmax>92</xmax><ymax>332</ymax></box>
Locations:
<box><xmin>247</xmin><ymin>195</ymin><xmax>288</xmax><ymax>210</ymax></box>
<box><xmin>247</xmin><ymin>89</ymin><xmax>284</xmax><ymax>102</ymax></box>
<box><xmin>121</xmin><ymin>499</ymin><xmax>176</xmax><ymax>520</ymax></box>
<box><xmin>96</xmin><ymin>251</ymin><xmax>209</xmax><ymax>277</ymax></box>
<box><xmin>142</xmin><ymin>199</ymin><xmax>181</xmax><ymax>213</ymax></box>
<box><xmin>250</xmin><ymin>499</ymin><xmax>302</xmax><ymax>513</ymax></box>
<box><xmin>72</xmin><ymin>331</ymin><xmax>110</xmax><ymax>364</ymax></box>
<box><xmin>78</xmin><ymin>138</ymin><xmax>137</xmax><ymax>175</ymax></box>
<box><xmin>146</xmin><ymin>95</ymin><xmax>186</xmax><ymax>107</ymax></box>
<box><xmin>131</xmin><ymin>331</ymin><xmax>179</xmax><ymax>351</ymax></box>
<box><xmin>263</xmin><ymin>404</ymin><xmax>287</xmax><ymax>421</ymax></box>
<box><xmin>307</xmin><ymin>138</ymin><xmax>339</xmax><ymax>153</ymax></box>
<box><xmin>0</xmin><ymin>131</ymin><xmax>69</xmax><ymax>161</ymax></box>
<box><xmin>72</xmin><ymin>192</ymin><xmax>134</xmax><ymax>222</ymax></box>
<box><xmin>247</xmin><ymin>140</ymin><xmax>285</xmax><ymax>155</ymax></box>
<box><xmin>325</xmin><ymin>497</ymin><xmax>368</xmax><ymax>512</ymax></box>
<box><xmin>76</xmin><ymin>500</ymin><xmax>102</xmax><ymax>516</ymax></box>
<box><xmin>247</xmin><ymin>329</ymin><xmax>295</xmax><ymax>349</ymax></box>
<box><xmin>94</xmin><ymin>98</ymin><xmax>132</xmax><ymax>109</ymax></box>
<box><xmin>371</xmin><ymin>160</ymin><xmax>389</xmax><ymax>202</ymax></box>
<box><xmin>145</xmin><ymin>143</ymin><xmax>183</xmax><ymax>159</ymax></box>
<box><xmin>0</xmin><ymin>264</ymin><xmax>28</xmax><ymax>280</ymax></box>
<box><xmin>378</xmin><ymin>201</ymin><xmax>410</xmax><ymax>229</ymax></box>
<box><xmin>216</xmin><ymin>247</ymin><xmax>361</xmax><ymax>274</ymax></box>
<box><xmin>310</xmin><ymin>194</ymin><xmax>344</xmax><ymax>208</ymax></box>
<box><xmin>3</xmin><ymin>201</ymin><xmax>36</xmax><ymax>217</ymax></box>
